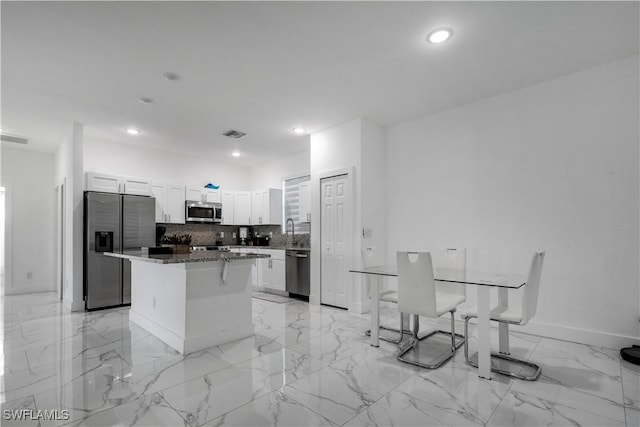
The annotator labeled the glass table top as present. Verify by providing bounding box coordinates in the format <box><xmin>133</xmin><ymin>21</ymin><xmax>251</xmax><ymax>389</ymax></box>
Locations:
<box><xmin>349</xmin><ymin>265</ymin><xmax>526</xmax><ymax>289</ymax></box>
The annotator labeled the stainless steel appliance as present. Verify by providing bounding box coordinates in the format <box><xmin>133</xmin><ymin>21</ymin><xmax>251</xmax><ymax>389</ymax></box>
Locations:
<box><xmin>185</xmin><ymin>201</ymin><xmax>222</xmax><ymax>223</ymax></box>
<box><xmin>84</xmin><ymin>192</ymin><xmax>155</xmax><ymax>310</ymax></box>
<box><xmin>286</xmin><ymin>250</ymin><xmax>310</xmax><ymax>297</ymax></box>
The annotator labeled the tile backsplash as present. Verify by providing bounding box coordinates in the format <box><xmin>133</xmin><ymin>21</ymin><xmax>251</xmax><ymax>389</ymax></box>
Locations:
<box><xmin>159</xmin><ymin>223</ymin><xmax>310</xmax><ymax>248</ymax></box>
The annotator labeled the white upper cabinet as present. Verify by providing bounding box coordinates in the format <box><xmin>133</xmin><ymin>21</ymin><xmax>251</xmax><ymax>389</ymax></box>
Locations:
<box><xmin>122</xmin><ymin>176</ymin><xmax>153</xmax><ymax>196</ymax></box>
<box><xmin>251</xmin><ymin>188</ymin><xmax>283</xmax><ymax>225</ymax></box>
<box><xmin>186</xmin><ymin>187</ymin><xmax>203</xmax><ymax>201</ymax></box>
<box><xmin>166</xmin><ymin>185</ymin><xmax>186</xmax><ymax>223</ymax></box>
<box><xmin>85</xmin><ymin>172</ymin><xmax>120</xmax><ymax>193</ymax></box>
<box><xmin>204</xmin><ymin>188</ymin><xmax>221</xmax><ymax>203</ymax></box>
<box><xmin>151</xmin><ymin>184</ymin><xmax>168</xmax><ymax>223</ymax></box>
<box><xmin>86</xmin><ymin>172</ymin><xmax>152</xmax><ymax>196</ymax></box>
<box><xmin>234</xmin><ymin>191</ymin><xmax>252</xmax><ymax>225</ymax></box>
<box><xmin>152</xmin><ymin>184</ymin><xmax>186</xmax><ymax>224</ymax></box>
<box><xmin>221</xmin><ymin>190</ymin><xmax>235</xmax><ymax>225</ymax></box>
<box><xmin>298</xmin><ymin>181</ymin><xmax>311</xmax><ymax>223</ymax></box>
<box><xmin>186</xmin><ymin>187</ymin><xmax>221</xmax><ymax>203</ymax></box>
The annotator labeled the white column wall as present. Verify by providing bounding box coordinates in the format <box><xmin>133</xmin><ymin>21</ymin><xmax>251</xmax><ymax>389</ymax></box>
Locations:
<box><xmin>54</xmin><ymin>122</ymin><xmax>84</xmax><ymax>311</ymax></box>
<box><xmin>310</xmin><ymin>119</ymin><xmax>362</xmax><ymax>309</ymax></box>
<box><xmin>1</xmin><ymin>148</ymin><xmax>56</xmax><ymax>294</ymax></box>
<box><xmin>386</xmin><ymin>56</ymin><xmax>640</xmax><ymax>348</ymax></box>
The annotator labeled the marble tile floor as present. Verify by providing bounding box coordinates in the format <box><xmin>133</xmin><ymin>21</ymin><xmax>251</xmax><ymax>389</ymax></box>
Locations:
<box><xmin>1</xmin><ymin>292</ymin><xmax>638</xmax><ymax>427</ymax></box>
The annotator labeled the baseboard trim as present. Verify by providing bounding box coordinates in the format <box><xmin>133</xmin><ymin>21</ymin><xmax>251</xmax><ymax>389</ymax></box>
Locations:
<box><xmin>441</xmin><ymin>317</ymin><xmax>640</xmax><ymax>349</ymax></box>
<box><xmin>516</xmin><ymin>320</ymin><xmax>640</xmax><ymax>350</ymax></box>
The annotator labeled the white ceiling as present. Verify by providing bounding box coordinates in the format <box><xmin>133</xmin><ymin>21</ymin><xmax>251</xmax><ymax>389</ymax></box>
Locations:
<box><xmin>1</xmin><ymin>1</ymin><xmax>638</xmax><ymax>166</ymax></box>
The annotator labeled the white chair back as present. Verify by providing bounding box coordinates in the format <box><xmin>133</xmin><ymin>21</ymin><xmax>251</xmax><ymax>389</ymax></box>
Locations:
<box><xmin>434</xmin><ymin>248</ymin><xmax>466</xmax><ymax>297</ymax></box>
<box><xmin>361</xmin><ymin>246</ymin><xmax>379</xmax><ymax>268</ymax></box>
<box><xmin>521</xmin><ymin>251</ymin><xmax>545</xmax><ymax>324</ymax></box>
<box><xmin>397</xmin><ymin>251</ymin><xmax>437</xmax><ymax>318</ymax></box>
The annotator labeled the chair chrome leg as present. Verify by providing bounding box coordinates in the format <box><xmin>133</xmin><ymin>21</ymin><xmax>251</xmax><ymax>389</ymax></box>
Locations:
<box><xmin>463</xmin><ymin>315</ymin><xmax>541</xmax><ymax>381</ymax></box>
<box><xmin>396</xmin><ymin>310</ymin><xmax>462</xmax><ymax>369</ymax></box>
<box><xmin>365</xmin><ymin>313</ymin><xmax>409</xmax><ymax>344</ymax></box>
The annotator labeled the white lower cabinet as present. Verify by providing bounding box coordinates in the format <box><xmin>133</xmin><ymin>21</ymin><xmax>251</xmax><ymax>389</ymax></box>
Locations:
<box><xmin>232</xmin><ymin>248</ymin><xmax>285</xmax><ymax>292</ymax></box>
<box><xmin>257</xmin><ymin>249</ymin><xmax>285</xmax><ymax>291</ymax></box>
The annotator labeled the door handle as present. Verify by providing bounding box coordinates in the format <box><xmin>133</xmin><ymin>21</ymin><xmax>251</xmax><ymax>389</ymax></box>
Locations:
<box><xmin>296</xmin><ymin>254</ymin><xmax>308</xmax><ymax>258</ymax></box>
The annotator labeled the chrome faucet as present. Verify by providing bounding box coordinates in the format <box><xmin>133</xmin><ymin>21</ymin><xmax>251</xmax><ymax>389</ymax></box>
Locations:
<box><xmin>286</xmin><ymin>218</ymin><xmax>296</xmax><ymax>245</ymax></box>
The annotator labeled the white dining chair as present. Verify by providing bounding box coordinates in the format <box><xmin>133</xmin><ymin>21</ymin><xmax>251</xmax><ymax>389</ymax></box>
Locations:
<box><xmin>460</xmin><ymin>251</ymin><xmax>545</xmax><ymax>380</ymax></box>
<box><xmin>362</xmin><ymin>247</ymin><xmax>406</xmax><ymax>344</ymax></box>
<box><xmin>396</xmin><ymin>251</ymin><xmax>466</xmax><ymax>369</ymax></box>
<box><xmin>433</xmin><ymin>248</ymin><xmax>467</xmax><ymax>344</ymax></box>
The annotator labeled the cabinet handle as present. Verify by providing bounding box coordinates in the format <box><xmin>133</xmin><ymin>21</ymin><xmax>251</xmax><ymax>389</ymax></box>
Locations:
<box><xmin>168</xmin><ymin>214</ymin><xmax>171</xmax><ymax>223</ymax></box>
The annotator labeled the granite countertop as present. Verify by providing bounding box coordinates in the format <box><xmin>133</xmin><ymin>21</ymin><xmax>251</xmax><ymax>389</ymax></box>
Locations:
<box><xmin>229</xmin><ymin>245</ymin><xmax>311</xmax><ymax>252</ymax></box>
<box><xmin>104</xmin><ymin>250</ymin><xmax>270</xmax><ymax>265</ymax></box>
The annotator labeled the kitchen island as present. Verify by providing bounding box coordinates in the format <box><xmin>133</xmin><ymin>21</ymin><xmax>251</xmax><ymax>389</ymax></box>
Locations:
<box><xmin>104</xmin><ymin>250</ymin><xmax>269</xmax><ymax>354</ymax></box>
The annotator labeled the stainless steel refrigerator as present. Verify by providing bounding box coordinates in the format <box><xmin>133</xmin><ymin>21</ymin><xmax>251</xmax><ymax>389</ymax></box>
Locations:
<box><xmin>84</xmin><ymin>191</ymin><xmax>155</xmax><ymax>310</ymax></box>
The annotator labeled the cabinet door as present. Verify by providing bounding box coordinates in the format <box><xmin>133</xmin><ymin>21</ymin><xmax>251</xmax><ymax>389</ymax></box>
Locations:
<box><xmin>85</xmin><ymin>172</ymin><xmax>120</xmax><ymax>193</ymax></box>
<box><xmin>122</xmin><ymin>176</ymin><xmax>152</xmax><ymax>196</ymax></box>
<box><xmin>167</xmin><ymin>185</ymin><xmax>186</xmax><ymax>224</ymax></box>
<box><xmin>204</xmin><ymin>188</ymin><xmax>221</xmax><ymax>203</ymax></box>
<box><xmin>264</xmin><ymin>188</ymin><xmax>283</xmax><ymax>225</ymax></box>
<box><xmin>299</xmin><ymin>181</ymin><xmax>311</xmax><ymax>223</ymax></box>
<box><xmin>221</xmin><ymin>190</ymin><xmax>235</xmax><ymax>225</ymax></box>
<box><xmin>186</xmin><ymin>188</ymin><xmax>203</xmax><ymax>202</ymax></box>
<box><xmin>251</xmin><ymin>191</ymin><xmax>263</xmax><ymax>225</ymax></box>
<box><xmin>270</xmin><ymin>259</ymin><xmax>286</xmax><ymax>291</ymax></box>
<box><xmin>234</xmin><ymin>191</ymin><xmax>252</xmax><ymax>225</ymax></box>
<box><xmin>257</xmin><ymin>257</ymin><xmax>271</xmax><ymax>288</ymax></box>
<box><xmin>151</xmin><ymin>184</ymin><xmax>167</xmax><ymax>223</ymax></box>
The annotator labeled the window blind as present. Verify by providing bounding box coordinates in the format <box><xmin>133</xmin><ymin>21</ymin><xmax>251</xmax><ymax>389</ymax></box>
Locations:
<box><xmin>283</xmin><ymin>175</ymin><xmax>310</xmax><ymax>234</ymax></box>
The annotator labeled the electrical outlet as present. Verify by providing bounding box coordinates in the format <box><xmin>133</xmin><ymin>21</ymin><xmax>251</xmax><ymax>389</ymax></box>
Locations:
<box><xmin>26</xmin><ymin>271</ymin><xmax>33</xmax><ymax>279</ymax></box>
<box><xmin>220</xmin><ymin>231</ymin><xmax>224</xmax><ymax>238</ymax></box>
<box><xmin>232</xmin><ymin>232</ymin><xmax>236</xmax><ymax>239</ymax></box>
<box><xmin>269</xmin><ymin>232</ymin><xmax>273</xmax><ymax>237</ymax></box>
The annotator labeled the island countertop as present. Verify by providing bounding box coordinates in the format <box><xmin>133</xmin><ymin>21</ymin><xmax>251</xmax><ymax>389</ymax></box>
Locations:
<box><xmin>104</xmin><ymin>250</ymin><xmax>270</xmax><ymax>264</ymax></box>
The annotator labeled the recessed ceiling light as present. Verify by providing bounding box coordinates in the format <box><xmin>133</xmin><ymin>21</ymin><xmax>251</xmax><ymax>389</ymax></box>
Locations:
<box><xmin>427</xmin><ymin>28</ymin><xmax>453</xmax><ymax>44</ymax></box>
<box><xmin>162</xmin><ymin>72</ymin><xmax>180</xmax><ymax>81</ymax></box>
<box><xmin>231</xmin><ymin>151</ymin><xmax>241</xmax><ymax>158</ymax></box>
<box><xmin>138</xmin><ymin>97</ymin><xmax>154</xmax><ymax>104</ymax></box>
<box><xmin>293</xmin><ymin>127</ymin><xmax>305</xmax><ymax>134</ymax></box>
<box><xmin>125</xmin><ymin>128</ymin><xmax>141</xmax><ymax>135</ymax></box>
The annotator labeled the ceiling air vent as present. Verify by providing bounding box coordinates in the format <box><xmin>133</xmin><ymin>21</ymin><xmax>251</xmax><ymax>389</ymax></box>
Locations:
<box><xmin>222</xmin><ymin>129</ymin><xmax>246</xmax><ymax>139</ymax></box>
<box><xmin>1</xmin><ymin>132</ymin><xmax>29</xmax><ymax>144</ymax></box>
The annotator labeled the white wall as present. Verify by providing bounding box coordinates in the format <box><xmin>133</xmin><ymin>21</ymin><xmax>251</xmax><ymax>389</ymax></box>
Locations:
<box><xmin>1</xmin><ymin>148</ymin><xmax>56</xmax><ymax>294</ymax></box>
<box><xmin>386</xmin><ymin>56</ymin><xmax>640</xmax><ymax>348</ymax></box>
<box><xmin>249</xmin><ymin>148</ymin><xmax>310</xmax><ymax>189</ymax></box>
<box><xmin>83</xmin><ymin>139</ymin><xmax>252</xmax><ymax>190</ymax></box>
<box><xmin>54</xmin><ymin>123</ymin><xmax>84</xmax><ymax>311</ymax></box>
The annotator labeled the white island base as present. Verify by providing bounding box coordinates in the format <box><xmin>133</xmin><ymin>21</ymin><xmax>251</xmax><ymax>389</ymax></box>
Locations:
<box><xmin>128</xmin><ymin>258</ymin><xmax>255</xmax><ymax>354</ymax></box>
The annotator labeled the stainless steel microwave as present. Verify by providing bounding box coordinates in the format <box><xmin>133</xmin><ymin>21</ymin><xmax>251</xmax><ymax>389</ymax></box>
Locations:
<box><xmin>185</xmin><ymin>201</ymin><xmax>222</xmax><ymax>223</ymax></box>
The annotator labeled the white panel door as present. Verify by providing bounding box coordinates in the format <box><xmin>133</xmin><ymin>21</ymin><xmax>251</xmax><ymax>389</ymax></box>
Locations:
<box><xmin>320</xmin><ymin>174</ymin><xmax>349</xmax><ymax>308</ymax></box>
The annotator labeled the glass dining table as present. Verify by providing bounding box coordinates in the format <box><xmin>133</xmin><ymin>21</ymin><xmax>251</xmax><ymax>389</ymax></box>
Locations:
<box><xmin>349</xmin><ymin>265</ymin><xmax>527</xmax><ymax>380</ymax></box>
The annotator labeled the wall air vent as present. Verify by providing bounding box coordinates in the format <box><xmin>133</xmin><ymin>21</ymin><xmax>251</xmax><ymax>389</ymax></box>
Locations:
<box><xmin>222</xmin><ymin>130</ymin><xmax>246</xmax><ymax>139</ymax></box>
<box><xmin>1</xmin><ymin>132</ymin><xmax>29</xmax><ymax>144</ymax></box>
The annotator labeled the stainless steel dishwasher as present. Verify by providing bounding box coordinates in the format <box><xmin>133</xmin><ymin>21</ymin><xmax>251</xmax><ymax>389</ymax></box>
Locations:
<box><xmin>286</xmin><ymin>250</ymin><xmax>310</xmax><ymax>297</ymax></box>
